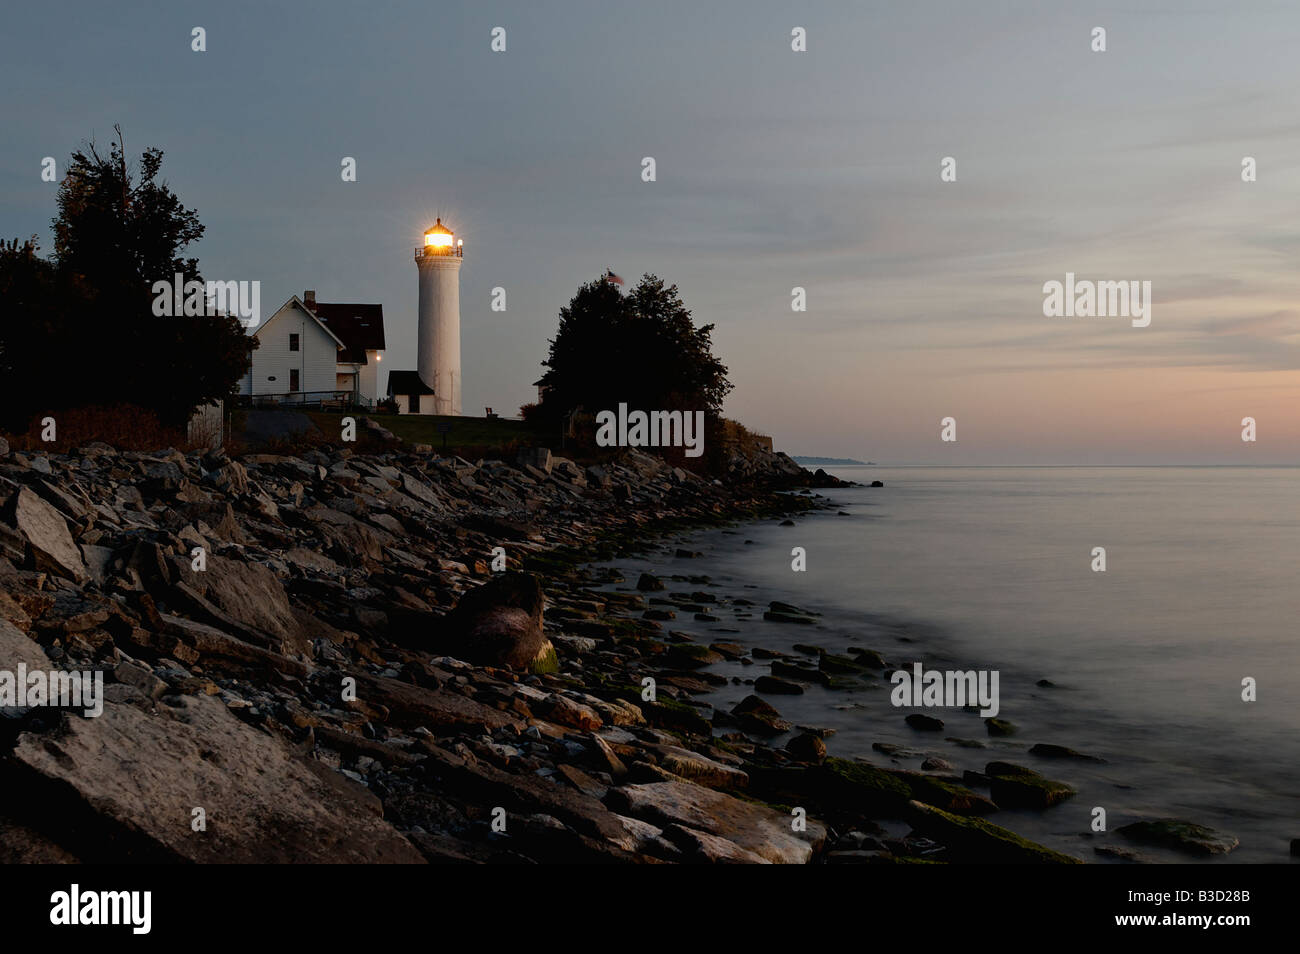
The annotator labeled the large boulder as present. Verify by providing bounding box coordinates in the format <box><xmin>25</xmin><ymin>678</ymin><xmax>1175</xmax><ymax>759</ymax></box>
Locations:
<box><xmin>2</xmin><ymin>488</ymin><xmax>88</xmax><ymax>583</ymax></box>
<box><xmin>170</xmin><ymin>553</ymin><xmax>314</xmax><ymax>656</ymax></box>
<box><xmin>9</xmin><ymin>693</ymin><xmax>424</xmax><ymax>863</ymax></box>
<box><xmin>442</xmin><ymin>571</ymin><xmax>552</xmax><ymax>671</ymax></box>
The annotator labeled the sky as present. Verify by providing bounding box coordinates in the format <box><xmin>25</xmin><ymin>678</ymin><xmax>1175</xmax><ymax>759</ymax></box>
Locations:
<box><xmin>3</xmin><ymin>0</ymin><xmax>1299</xmax><ymax>464</ymax></box>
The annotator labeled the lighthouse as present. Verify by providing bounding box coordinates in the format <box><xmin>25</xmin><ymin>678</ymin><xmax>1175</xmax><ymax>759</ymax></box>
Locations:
<box><xmin>414</xmin><ymin>218</ymin><xmax>464</xmax><ymax>415</ymax></box>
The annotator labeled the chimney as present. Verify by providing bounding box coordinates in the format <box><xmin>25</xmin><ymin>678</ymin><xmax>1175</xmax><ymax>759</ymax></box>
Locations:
<box><xmin>304</xmin><ymin>289</ymin><xmax>316</xmax><ymax>308</ymax></box>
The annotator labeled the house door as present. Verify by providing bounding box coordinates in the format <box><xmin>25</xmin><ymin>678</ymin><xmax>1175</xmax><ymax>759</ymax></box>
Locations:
<box><xmin>408</xmin><ymin>393</ymin><xmax>418</xmax><ymax>413</ymax></box>
<box><xmin>290</xmin><ymin>369</ymin><xmax>300</xmax><ymax>393</ymax></box>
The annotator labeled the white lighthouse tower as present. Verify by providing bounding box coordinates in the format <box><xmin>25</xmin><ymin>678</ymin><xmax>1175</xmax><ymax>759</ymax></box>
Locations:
<box><xmin>415</xmin><ymin>218</ymin><xmax>463</xmax><ymax>416</ymax></box>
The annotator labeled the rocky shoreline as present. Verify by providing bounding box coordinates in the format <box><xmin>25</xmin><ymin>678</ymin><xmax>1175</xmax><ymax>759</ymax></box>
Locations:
<box><xmin>0</xmin><ymin>433</ymin><xmax>1228</xmax><ymax>863</ymax></box>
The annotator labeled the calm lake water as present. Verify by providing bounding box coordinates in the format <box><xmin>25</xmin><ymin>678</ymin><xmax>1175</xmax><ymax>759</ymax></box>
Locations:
<box><xmin>605</xmin><ymin>466</ymin><xmax>1300</xmax><ymax>863</ymax></box>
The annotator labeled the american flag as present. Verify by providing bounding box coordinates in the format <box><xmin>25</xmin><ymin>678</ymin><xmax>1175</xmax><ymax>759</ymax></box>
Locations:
<box><xmin>604</xmin><ymin>268</ymin><xmax>624</xmax><ymax>286</ymax></box>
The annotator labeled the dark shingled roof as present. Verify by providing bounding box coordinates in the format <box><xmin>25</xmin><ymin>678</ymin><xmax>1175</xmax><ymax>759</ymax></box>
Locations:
<box><xmin>310</xmin><ymin>302</ymin><xmax>385</xmax><ymax>363</ymax></box>
<box><xmin>387</xmin><ymin>370</ymin><xmax>434</xmax><ymax>396</ymax></box>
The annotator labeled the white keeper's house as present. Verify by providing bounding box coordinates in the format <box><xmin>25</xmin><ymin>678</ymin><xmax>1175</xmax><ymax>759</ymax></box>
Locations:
<box><xmin>240</xmin><ymin>290</ymin><xmax>386</xmax><ymax>408</ymax></box>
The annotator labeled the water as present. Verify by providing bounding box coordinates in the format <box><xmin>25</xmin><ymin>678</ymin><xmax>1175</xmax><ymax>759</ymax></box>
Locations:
<box><xmin>604</xmin><ymin>466</ymin><xmax>1300</xmax><ymax>863</ymax></box>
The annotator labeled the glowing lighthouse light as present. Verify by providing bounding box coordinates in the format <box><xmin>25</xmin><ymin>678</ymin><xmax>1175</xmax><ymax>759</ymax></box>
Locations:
<box><xmin>424</xmin><ymin>218</ymin><xmax>455</xmax><ymax>248</ymax></box>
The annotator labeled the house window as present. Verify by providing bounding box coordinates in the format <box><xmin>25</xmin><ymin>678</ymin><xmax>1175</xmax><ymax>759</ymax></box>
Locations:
<box><xmin>289</xmin><ymin>369</ymin><xmax>300</xmax><ymax>392</ymax></box>
<box><xmin>289</xmin><ymin>333</ymin><xmax>300</xmax><ymax>352</ymax></box>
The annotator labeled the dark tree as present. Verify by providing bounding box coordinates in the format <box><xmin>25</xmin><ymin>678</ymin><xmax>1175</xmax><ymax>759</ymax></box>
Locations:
<box><xmin>536</xmin><ymin>274</ymin><xmax>732</xmax><ymax>423</ymax></box>
<box><xmin>0</xmin><ymin>128</ymin><xmax>253</xmax><ymax>433</ymax></box>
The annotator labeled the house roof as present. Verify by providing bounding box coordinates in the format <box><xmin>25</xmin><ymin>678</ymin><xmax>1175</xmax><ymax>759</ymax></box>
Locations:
<box><xmin>255</xmin><ymin>297</ymin><xmax>347</xmax><ymax>350</ymax></box>
<box><xmin>387</xmin><ymin>370</ymin><xmax>434</xmax><ymax>396</ymax></box>
<box><xmin>309</xmin><ymin>302</ymin><xmax>386</xmax><ymax>364</ymax></box>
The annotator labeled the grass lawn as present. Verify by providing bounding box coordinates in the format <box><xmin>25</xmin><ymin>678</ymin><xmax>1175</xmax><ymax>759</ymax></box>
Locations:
<box><xmin>303</xmin><ymin>410</ymin><xmax>538</xmax><ymax>454</ymax></box>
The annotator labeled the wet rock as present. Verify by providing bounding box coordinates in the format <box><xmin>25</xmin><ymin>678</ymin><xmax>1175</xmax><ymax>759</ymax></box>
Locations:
<box><xmin>607</xmin><ymin>781</ymin><xmax>824</xmax><ymax>864</ymax></box>
<box><xmin>985</xmin><ymin>762</ymin><xmax>1076</xmax><ymax>810</ymax></box>
<box><xmin>820</xmin><ymin>652</ymin><xmax>872</xmax><ymax>675</ymax></box>
<box><xmin>892</xmin><ymin>771</ymin><xmax>998</xmax><ymax>816</ymax></box>
<box><xmin>785</xmin><ymin>733</ymin><xmax>827</xmax><ymax>764</ymax></box>
<box><xmin>763</xmin><ymin>609</ymin><xmax>814</xmax><ymax>625</ymax></box>
<box><xmin>845</xmin><ymin>647</ymin><xmax>888</xmax><ymax>668</ymax></box>
<box><xmin>755</xmin><ymin>675</ymin><xmax>804</xmax><ymax>695</ymax></box>
<box><xmin>664</xmin><ymin>643</ymin><xmax>721</xmax><ymax>668</ymax></box>
<box><xmin>731</xmin><ymin>695</ymin><xmax>791</xmax><ymax>735</ymax></box>
<box><xmin>636</xmin><ymin>572</ymin><xmax>665</xmax><ymax>591</ymax></box>
<box><xmin>905</xmin><ymin>801</ymin><xmax>1081</xmax><ymax>864</ymax></box>
<box><xmin>1028</xmin><ymin>743</ymin><xmax>1104</xmax><ymax>762</ymax></box>
<box><xmin>906</xmin><ymin>713</ymin><xmax>945</xmax><ymax>731</ymax></box>
<box><xmin>1117</xmin><ymin>819</ymin><xmax>1238</xmax><ymax>856</ymax></box>
<box><xmin>1094</xmin><ymin>844</ymin><xmax>1146</xmax><ymax>862</ymax></box>
<box><xmin>771</xmin><ymin>659</ymin><xmax>827</xmax><ymax>685</ymax></box>
<box><xmin>984</xmin><ymin>717</ymin><xmax>1017</xmax><ymax>736</ymax></box>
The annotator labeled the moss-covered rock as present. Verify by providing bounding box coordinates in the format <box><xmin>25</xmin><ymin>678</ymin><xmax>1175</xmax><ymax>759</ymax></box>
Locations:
<box><xmin>817</xmin><ymin>757</ymin><xmax>913</xmax><ymax>814</ymax></box>
<box><xmin>639</xmin><ymin>697</ymin><xmax>713</xmax><ymax>737</ymax></box>
<box><xmin>819</xmin><ymin>652</ymin><xmax>873</xmax><ymax>675</ymax></box>
<box><xmin>904</xmin><ymin>801</ymin><xmax>1082</xmax><ymax>864</ymax></box>
<box><xmin>984</xmin><ymin>717</ymin><xmax>1017</xmax><ymax>736</ymax></box>
<box><xmin>528</xmin><ymin>641</ymin><xmax>559</xmax><ymax>675</ymax></box>
<box><xmin>985</xmin><ymin>762</ymin><xmax>1075</xmax><ymax>810</ymax></box>
<box><xmin>891</xmin><ymin>770</ymin><xmax>999</xmax><ymax>816</ymax></box>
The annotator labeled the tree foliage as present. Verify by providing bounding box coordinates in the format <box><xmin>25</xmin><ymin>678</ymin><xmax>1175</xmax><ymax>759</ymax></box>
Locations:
<box><xmin>0</xmin><ymin>128</ymin><xmax>253</xmax><ymax>432</ymax></box>
<box><xmin>536</xmin><ymin>274</ymin><xmax>732</xmax><ymax>423</ymax></box>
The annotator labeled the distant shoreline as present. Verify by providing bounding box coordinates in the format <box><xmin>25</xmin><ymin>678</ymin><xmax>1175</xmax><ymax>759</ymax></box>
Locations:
<box><xmin>792</xmin><ymin>456</ymin><xmax>872</xmax><ymax>466</ymax></box>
